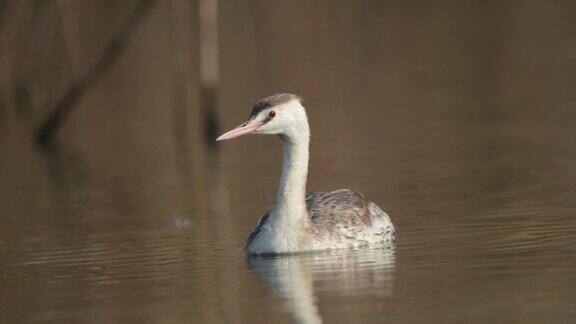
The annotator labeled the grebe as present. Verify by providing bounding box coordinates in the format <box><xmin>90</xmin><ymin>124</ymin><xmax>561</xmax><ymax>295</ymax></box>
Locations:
<box><xmin>217</xmin><ymin>93</ymin><xmax>395</xmax><ymax>255</ymax></box>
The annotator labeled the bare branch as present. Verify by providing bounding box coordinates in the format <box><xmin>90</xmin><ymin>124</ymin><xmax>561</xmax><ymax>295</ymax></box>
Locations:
<box><xmin>35</xmin><ymin>0</ymin><xmax>159</xmax><ymax>146</ymax></box>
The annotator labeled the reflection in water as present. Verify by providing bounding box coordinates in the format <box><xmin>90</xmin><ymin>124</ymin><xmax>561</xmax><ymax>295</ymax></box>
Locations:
<box><xmin>2</xmin><ymin>1</ymin><xmax>576</xmax><ymax>323</ymax></box>
<box><xmin>248</xmin><ymin>248</ymin><xmax>396</xmax><ymax>324</ymax></box>
<box><xmin>199</xmin><ymin>0</ymin><xmax>220</xmax><ymax>149</ymax></box>
<box><xmin>40</xmin><ymin>142</ymin><xmax>91</xmax><ymax>224</ymax></box>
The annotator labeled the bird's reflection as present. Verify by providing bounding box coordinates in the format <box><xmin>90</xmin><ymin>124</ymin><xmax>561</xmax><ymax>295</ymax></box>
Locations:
<box><xmin>247</xmin><ymin>247</ymin><xmax>396</xmax><ymax>324</ymax></box>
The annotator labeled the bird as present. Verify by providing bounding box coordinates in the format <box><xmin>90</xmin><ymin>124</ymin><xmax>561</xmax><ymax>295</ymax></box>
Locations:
<box><xmin>217</xmin><ymin>93</ymin><xmax>395</xmax><ymax>255</ymax></box>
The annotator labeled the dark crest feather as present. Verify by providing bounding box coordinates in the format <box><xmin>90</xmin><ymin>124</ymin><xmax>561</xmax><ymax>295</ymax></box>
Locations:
<box><xmin>249</xmin><ymin>93</ymin><xmax>303</xmax><ymax>119</ymax></box>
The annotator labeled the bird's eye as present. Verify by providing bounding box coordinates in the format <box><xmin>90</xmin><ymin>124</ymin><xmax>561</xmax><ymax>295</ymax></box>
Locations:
<box><xmin>268</xmin><ymin>111</ymin><xmax>276</xmax><ymax>118</ymax></box>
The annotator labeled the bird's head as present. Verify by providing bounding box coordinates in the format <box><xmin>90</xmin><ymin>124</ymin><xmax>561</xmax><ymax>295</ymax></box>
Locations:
<box><xmin>216</xmin><ymin>93</ymin><xmax>308</xmax><ymax>141</ymax></box>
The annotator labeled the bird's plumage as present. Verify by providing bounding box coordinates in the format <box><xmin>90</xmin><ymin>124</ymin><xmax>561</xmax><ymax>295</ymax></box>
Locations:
<box><xmin>245</xmin><ymin>189</ymin><xmax>395</xmax><ymax>254</ymax></box>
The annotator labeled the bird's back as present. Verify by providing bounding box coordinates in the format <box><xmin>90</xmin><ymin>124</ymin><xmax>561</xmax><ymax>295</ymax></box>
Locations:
<box><xmin>305</xmin><ymin>189</ymin><xmax>395</xmax><ymax>250</ymax></box>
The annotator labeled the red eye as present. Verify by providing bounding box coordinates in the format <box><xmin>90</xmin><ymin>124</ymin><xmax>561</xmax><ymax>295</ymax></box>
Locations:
<box><xmin>268</xmin><ymin>111</ymin><xmax>276</xmax><ymax>118</ymax></box>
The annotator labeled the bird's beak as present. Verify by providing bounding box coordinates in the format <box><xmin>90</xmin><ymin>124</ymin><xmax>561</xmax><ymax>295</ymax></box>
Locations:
<box><xmin>216</xmin><ymin>120</ymin><xmax>265</xmax><ymax>141</ymax></box>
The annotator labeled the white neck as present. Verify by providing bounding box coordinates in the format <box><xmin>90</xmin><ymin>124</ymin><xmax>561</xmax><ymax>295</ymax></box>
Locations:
<box><xmin>244</xmin><ymin>102</ymin><xmax>313</xmax><ymax>254</ymax></box>
<box><xmin>274</xmin><ymin>121</ymin><xmax>310</xmax><ymax>221</ymax></box>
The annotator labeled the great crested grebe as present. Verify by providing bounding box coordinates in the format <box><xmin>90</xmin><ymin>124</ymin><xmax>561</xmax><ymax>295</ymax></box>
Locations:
<box><xmin>217</xmin><ymin>93</ymin><xmax>395</xmax><ymax>255</ymax></box>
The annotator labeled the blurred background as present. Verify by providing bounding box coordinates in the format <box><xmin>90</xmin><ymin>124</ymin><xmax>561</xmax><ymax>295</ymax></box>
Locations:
<box><xmin>1</xmin><ymin>1</ymin><xmax>576</xmax><ymax>323</ymax></box>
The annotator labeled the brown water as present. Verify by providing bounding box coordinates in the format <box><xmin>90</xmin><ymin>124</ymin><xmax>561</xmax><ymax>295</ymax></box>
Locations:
<box><xmin>2</xmin><ymin>1</ymin><xmax>576</xmax><ymax>323</ymax></box>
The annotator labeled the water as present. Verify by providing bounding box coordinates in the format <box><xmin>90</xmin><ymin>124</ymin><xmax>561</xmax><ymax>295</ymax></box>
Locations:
<box><xmin>2</xmin><ymin>1</ymin><xmax>576</xmax><ymax>323</ymax></box>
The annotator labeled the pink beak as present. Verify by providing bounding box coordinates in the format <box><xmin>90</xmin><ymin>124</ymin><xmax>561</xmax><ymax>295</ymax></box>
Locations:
<box><xmin>216</xmin><ymin>121</ymin><xmax>265</xmax><ymax>141</ymax></box>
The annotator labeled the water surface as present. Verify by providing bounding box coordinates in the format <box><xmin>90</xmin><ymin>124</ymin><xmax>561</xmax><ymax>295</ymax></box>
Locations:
<box><xmin>2</xmin><ymin>1</ymin><xmax>576</xmax><ymax>323</ymax></box>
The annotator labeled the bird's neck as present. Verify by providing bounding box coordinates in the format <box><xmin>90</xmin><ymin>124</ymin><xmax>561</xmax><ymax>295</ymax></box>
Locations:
<box><xmin>274</xmin><ymin>125</ymin><xmax>310</xmax><ymax>220</ymax></box>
